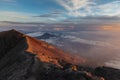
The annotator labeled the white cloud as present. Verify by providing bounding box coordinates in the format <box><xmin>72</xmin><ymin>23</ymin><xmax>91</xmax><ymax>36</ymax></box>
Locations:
<box><xmin>98</xmin><ymin>1</ymin><xmax>120</xmax><ymax>16</ymax></box>
<box><xmin>0</xmin><ymin>11</ymin><xmax>45</xmax><ymax>22</ymax></box>
<box><xmin>0</xmin><ymin>11</ymin><xmax>63</xmax><ymax>23</ymax></box>
<box><xmin>56</xmin><ymin>0</ymin><xmax>120</xmax><ymax>17</ymax></box>
<box><xmin>56</xmin><ymin>0</ymin><xmax>94</xmax><ymax>17</ymax></box>
<box><xmin>27</xmin><ymin>32</ymin><xmax>43</xmax><ymax>37</ymax></box>
<box><xmin>57</xmin><ymin>0</ymin><xmax>89</xmax><ymax>11</ymax></box>
<box><xmin>105</xmin><ymin>55</ymin><xmax>120</xmax><ymax>69</ymax></box>
<box><xmin>64</xmin><ymin>35</ymin><xmax>119</xmax><ymax>49</ymax></box>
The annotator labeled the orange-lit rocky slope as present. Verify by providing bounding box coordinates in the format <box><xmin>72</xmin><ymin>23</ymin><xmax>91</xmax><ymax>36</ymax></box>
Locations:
<box><xmin>26</xmin><ymin>36</ymin><xmax>86</xmax><ymax>67</ymax></box>
<box><xmin>0</xmin><ymin>30</ymin><xmax>119</xmax><ymax>80</ymax></box>
<box><xmin>0</xmin><ymin>29</ymin><xmax>85</xmax><ymax>67</ymax></box>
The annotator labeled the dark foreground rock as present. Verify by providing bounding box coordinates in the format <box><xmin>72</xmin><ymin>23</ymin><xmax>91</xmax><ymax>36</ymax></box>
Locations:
<box><xmin>0</xmin><ymin>30</ymin><xmax>119</xmax><ymax>80</ymax></box>
<box><xmin>95</xmin><ymin>66</ymin><xmax>120</xmax><ymax>80</ymax></box>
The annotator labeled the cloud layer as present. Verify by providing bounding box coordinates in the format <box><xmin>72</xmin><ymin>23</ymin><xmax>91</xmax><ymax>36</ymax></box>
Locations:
<box><xmin>0</xmin><ymin>11</ymin><xmax>53</xmax><ymax>22</ymax></box>
<box><xmin>56</xmin><ymin>0</ymin><xmax>120</xmax><ymax>17</ymax></box>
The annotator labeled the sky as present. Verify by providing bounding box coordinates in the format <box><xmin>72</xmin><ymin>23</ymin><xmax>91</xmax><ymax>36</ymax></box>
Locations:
<box><xmin>0</xmin><ymin>0</ymin><xmax>120</xmax><ymax>24</ymax></box>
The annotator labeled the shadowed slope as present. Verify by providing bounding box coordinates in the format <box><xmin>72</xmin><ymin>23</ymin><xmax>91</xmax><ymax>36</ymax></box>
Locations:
<box><xmin>0</xmin><ymin>29</ymin><xmax>25</xmax><ymax>59</ymax></box>
<box><xmin>0</xmin><ymin>29</ymin><xmax>85</xmax><ymax>67</ymax></box>
<box><xmin>0</xmin><ymin>30</ymin><xmax>119</xmax><ymax>80</ymax></box>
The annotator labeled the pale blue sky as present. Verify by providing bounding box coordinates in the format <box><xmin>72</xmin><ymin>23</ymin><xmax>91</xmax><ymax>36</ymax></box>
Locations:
<box><xmin>0</xmin><ymin>0</ymin><xmax>120</xmax><ymax>24</ymax></box>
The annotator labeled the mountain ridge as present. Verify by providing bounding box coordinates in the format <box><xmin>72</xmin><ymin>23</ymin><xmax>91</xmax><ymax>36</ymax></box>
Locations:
<box><xmin>0</xmin><ymin>29</ymin><xmax>119</xmax><ymax>80</ymax></box>
<box><xmin>0</xmin><ymin>29</ymin><xmax>85</xmax><ymax>67</ymax></box>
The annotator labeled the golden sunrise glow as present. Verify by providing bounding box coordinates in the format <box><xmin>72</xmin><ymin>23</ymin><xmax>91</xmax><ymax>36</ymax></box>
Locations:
<box><xmin>102</xmin><ymin>25</ymin><xmax>120</xmax><ymax>31</ymax></box>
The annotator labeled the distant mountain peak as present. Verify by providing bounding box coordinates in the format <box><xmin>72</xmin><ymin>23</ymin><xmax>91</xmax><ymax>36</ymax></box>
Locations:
<box><xmin>38</xmin><ymin>32</ymin><xmax>57</xmax><ymax>39</ymax></box>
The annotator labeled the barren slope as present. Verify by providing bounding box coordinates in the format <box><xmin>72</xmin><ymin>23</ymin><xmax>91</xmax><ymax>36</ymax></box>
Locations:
<box><xmin>0</xmin><ymin>29</ymin><xmax>85</xmax><ymax>67</ymax></box>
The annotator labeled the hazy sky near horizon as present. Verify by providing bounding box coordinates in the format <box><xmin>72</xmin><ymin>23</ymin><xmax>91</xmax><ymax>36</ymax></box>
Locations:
<box><xmin>0</xmin><ymin>0</ymin><xmax>120</xmax><ymax>24</ymax></box>
<box><xmin>0</xmin><ymin>0</ymin><xmax>120</xmax><ymax>69</ymax></box>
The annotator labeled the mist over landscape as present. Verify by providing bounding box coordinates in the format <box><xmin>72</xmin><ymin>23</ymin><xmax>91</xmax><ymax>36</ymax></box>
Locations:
<box><xmin>0</xmin><ymin>0</ymin><xmax>120</xmax><ymax>80</ymax></box>
<box><xmin>0</xmin><ymin>24</ymin><xmax>120</xmax><ymax>69</ymax></box>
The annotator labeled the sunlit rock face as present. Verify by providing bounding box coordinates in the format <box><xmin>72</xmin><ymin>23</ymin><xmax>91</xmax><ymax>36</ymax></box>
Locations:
<box><xmin>0</xmin><ymin>30</ymin><xmax>119</xmax><ymax>80</ymax></box>
<box><xmin>0</xmin><ymin>30</ymin><xmax>84</xmax><ymax>80</ymax></box>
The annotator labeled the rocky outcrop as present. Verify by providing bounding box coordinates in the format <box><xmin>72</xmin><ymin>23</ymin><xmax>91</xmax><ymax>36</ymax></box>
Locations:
<box><xmin>0</xmin><ymin>30</ymin><xmax>85</xmax><ymax>80</ymax></box>
<box><xmin>0</xmin><ymin>30</ymin><xmax>119</xmax><ymax>80</ymax></box>
<box><xmin>0</xmin><ymin>29</ymin><xmax>85</xmax><ymax>66</ymax></box>
<box><xmin>95</xmin><ymin>66</ymin><xmax>120</xmax><ymax>80</ymax></box>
